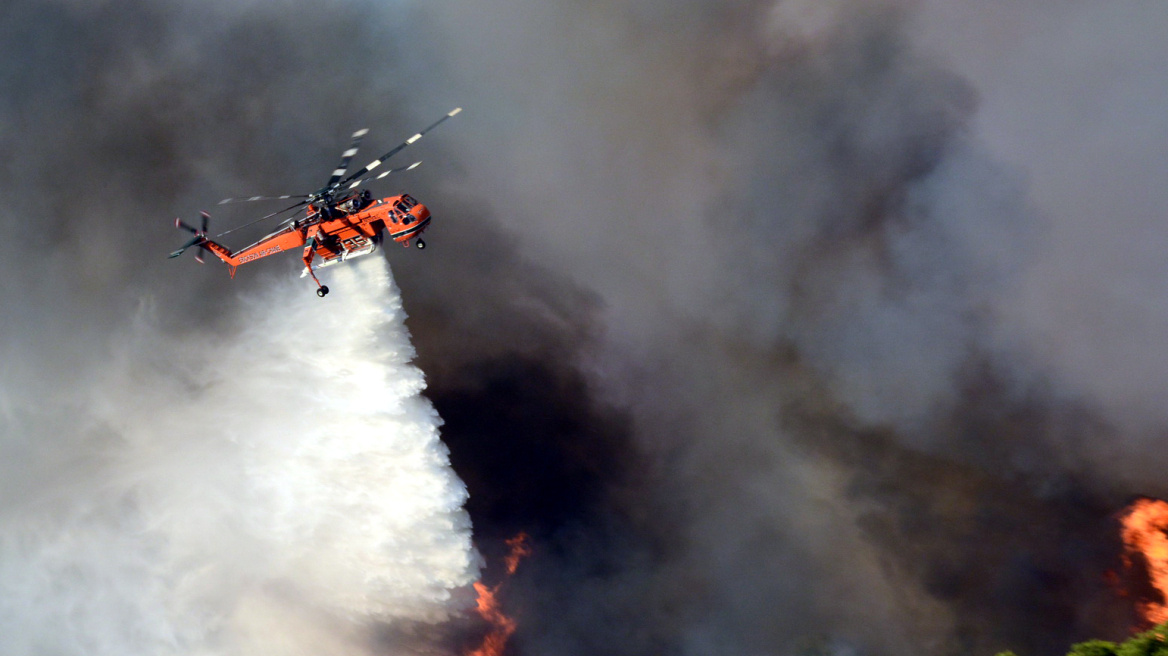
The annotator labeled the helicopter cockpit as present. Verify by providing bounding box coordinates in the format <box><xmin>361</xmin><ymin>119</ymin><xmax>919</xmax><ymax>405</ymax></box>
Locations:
<box><xmin>393</xmin><ymin>195</ymin><xmax>418</xmax><ymax>212</ymax></box>
<box><xmin>390</xmin><ymin>194</ymin><xmax>420</xmax><ymax>224</ymax></box>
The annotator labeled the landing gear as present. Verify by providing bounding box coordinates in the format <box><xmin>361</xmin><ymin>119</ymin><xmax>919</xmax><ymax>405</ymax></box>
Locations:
<box><xmin>416</xmin><ymin>239</ymin><xmax>426</xmax><ymax>250</ymax></box>
<box><xmin>316</xmin><ymin>285</ymin><xmax>329</xmax><ymax>298</ymax></box>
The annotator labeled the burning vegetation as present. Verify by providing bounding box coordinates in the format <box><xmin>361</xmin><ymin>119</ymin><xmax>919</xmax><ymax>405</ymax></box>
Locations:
<box><xmin>1120</xmin><ymin>497</ymin><xmax>1168</xmax><ymax>626</ymax></box>
<box><xmin>466</xmin><ymin>533</ymin><xmax>531</xmax><ymax>656</ymax></box>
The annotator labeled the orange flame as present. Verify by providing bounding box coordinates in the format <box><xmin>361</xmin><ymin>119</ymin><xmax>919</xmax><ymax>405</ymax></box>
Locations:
<box><xmin>466</xmin><ymin>533</ymin><xmax>531</xmax><ymax>656</ymax></box>
<box><xmin>504</xmin><ymin>533</ymin><xmax>532</xmax><ymax>575</ymax></box>
<box><xmin>1120</xmin><ymin>497</ymin><xmax>1168</xmax><ymax>625</ymax></box>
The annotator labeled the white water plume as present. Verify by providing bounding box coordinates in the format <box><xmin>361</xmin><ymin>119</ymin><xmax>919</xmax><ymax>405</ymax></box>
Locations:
<box><xmin>0</xmin><ymin>256</ymin><xmax>478</xmax><ymax>655</ymax></box>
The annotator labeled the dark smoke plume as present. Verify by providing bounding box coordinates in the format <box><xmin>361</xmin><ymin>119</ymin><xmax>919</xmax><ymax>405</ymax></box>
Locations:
<box><xmin>2</xmin><ymin>1</ymin><xmax>1165</xmax><ymax>655</ymax></box>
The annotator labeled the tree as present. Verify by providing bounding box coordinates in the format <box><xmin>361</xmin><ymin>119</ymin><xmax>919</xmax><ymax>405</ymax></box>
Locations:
<box><xmin>1003</xmin><ymin>624</ymin><xmax>1168</xmax><ymax>656</ymax></box>
<box><xmin>1114</xmin><ymin>624</ymin><xmax>1168</xmax><ymax>656</ymax></box>
<box><xmin>1067</xmin><ymin>640</ymin><xmax>1118</xmax><ymax>656</ymax></box>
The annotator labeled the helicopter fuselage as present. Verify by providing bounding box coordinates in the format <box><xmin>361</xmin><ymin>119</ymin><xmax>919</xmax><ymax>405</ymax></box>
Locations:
<box><xmin>199</xmin><ymin>194</ymin><xmax>431</xmax><ymax>279</ymax></box>
<box><xmin>170</xmin><ymin>107</ymin><xmax>460</xmax><ymax>296</ymax></box>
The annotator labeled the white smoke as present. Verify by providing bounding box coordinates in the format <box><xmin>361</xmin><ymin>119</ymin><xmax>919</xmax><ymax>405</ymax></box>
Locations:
<box><xmin>0</xmin><ymin>256</ymin><xmax>478</xmax><ymax>655</ymax></box>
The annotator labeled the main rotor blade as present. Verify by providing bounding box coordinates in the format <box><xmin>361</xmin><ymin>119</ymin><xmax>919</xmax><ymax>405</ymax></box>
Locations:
<box><xmin>218</xmin><ymin>194</ymin><xmax>309</xmax><ymax>205</ymax></box>
<box><xmin>216</xmin><ymin>199</ymin><xmax>308</xmax><ymax>237</ymax></box>
<box><xmin>336</xmin><ymin>108</ymin><xmax>461</xmax><ymax>187</ymax></box>
<box><xmin>326</xmin><ymin>128</ymin><xmax>369</xmax><ymax>188</ymax></box>
<box><xmin>343</xmin><ymin>161</ymin><xmax>422</xmax><ymax>191</ymax></box>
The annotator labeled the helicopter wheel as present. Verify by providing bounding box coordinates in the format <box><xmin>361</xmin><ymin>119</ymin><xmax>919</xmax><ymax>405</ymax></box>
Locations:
<box><xmin>416</xmin><ymin>239</ymin><xmax>426</xmax><ymax>250</ymax></box>
<box><xmin>316</xmin><ymin>286</ymin><xmax>329</xmax><ymax>298</ymax></box>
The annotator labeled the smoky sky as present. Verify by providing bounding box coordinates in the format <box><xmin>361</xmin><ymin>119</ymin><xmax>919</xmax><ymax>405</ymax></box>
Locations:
<box><xmin>3</xmin><ymin>0</ymin><xmax>1168</xmax><ymax>655</ymax></box>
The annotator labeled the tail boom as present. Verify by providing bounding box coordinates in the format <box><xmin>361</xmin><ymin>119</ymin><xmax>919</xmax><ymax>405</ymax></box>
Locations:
<box><xmin>202</xmin><ymin>228</ymin><xmax>308</xmax><ymax>278</ymax></box>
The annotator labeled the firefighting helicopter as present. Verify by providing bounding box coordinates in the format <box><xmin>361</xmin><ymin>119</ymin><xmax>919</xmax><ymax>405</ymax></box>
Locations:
<box><xmin>169</xmin><ymin>107</ymin><xmax>461</xmax><ymax>297</ymax></box>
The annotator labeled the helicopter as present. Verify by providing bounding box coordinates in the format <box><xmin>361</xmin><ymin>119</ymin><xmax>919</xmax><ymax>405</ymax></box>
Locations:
<box><xmin>170</xmin><ymin>107</ymin><xmax>461</xmax><ymax>297</ymax></box>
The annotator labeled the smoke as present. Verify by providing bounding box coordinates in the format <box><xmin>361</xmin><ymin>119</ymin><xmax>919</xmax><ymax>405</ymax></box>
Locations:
<box><xmin>0</xmin><ymin>257</ymin><xmax>477</xmax><ymax>655</ymax></box>
<box><xmin>400</xmin><ymin>1</ymin><xmax>1156</xmax><ymax>654</ymax></box>
<box><xmin>3</xmin><ymin>0</ymin><xmax>1167</xmax><ymax>655</ymax></box>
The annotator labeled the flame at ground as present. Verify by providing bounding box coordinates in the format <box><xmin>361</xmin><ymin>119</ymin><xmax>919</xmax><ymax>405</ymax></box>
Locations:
<box><xmin>504</xmin><ymin>533</ymin><xmax>533</xmax><ymax>575</ymax></box>
<box><xmin>1120</xmin><ymin>497</ymin><xmax>1168</xmax><ymax>625</ymax></box>
<box><xmin>467</xmin><ymin>533</ymin><xmax>531</xmax><ymax>656</ymax></box>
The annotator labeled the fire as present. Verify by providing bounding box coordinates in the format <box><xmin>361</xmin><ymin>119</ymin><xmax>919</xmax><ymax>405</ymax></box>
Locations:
<box><xmin>466</xmin><ymin>533</ymin><xmax>531</xmax><ymax>656</ymax></box>
<box><xmin>1120</xmin><ymin>497</ymin><xmax>1168</xmax><ymax>625</ymax></box>
<box><xmin>504</xmin><ymin>533</ymin><xmax>533</xmax><ymax>575</ymax></box>
<box><xmin>468</xmin><ymin>581</ymin><xmax>518</xmax><ymax>656</ymax></box>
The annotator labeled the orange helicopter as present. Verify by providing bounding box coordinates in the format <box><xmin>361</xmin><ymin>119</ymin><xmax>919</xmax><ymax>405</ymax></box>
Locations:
<box><xmin>170</xmin><ymin>108</ymin><xmax>460</xmax><ymax>297</ymax></box>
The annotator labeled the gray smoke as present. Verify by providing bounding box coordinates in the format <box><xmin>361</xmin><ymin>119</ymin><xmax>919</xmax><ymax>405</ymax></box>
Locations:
<box><xmin>3</xmin><ymin>0</ymin><xmax>1166</xmax><ymax>655</ymax></box>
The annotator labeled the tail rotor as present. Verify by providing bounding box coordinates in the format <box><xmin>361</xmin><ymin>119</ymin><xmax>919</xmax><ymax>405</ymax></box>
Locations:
<box><xmin>170</xmin><ymin>211</ymin><xmax>212</xmax><ymax>263</ymax></box>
